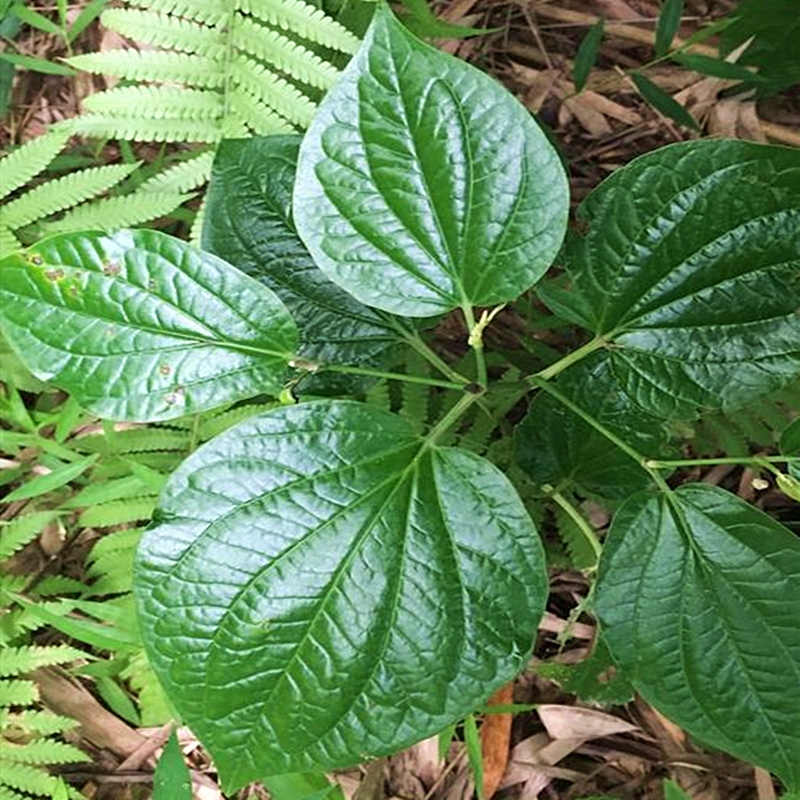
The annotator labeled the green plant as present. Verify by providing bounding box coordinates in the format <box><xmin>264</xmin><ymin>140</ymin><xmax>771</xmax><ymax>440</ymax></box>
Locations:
<box><xmin>52</xmin><ymin>0</ymin><xmax>363</xmax><ymax>229</ymax></box>
<box><xmin>1</xmin><ymin>4</ymin><xmax>800</xmax><ymax>798</ymax></box>
<box><xmin>0</xmin><ymin>129</ymin><xmax>189</xmax><ymax>257</ymax></box>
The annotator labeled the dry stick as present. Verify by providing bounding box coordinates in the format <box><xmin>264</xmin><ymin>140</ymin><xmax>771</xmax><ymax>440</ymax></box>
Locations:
<box><xmin>528</xmin><ymin>2</ymin><xmax>800</xmax><ymax>146</ymax></box>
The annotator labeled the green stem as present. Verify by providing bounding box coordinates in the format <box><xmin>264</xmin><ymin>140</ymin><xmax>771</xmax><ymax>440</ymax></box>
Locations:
<box><xmin>532</xmin><ymin>335</ymin><xmax>609</xmax><ymax>382</ymax></box>
<box><xmin>531</xmin><ymin>376</ymin><xmax>673</xmax><ymax>493</ymax></box>
<box><xmin>462</xmin><ymin>304</ymin><xmax>488</xmax><ymax>388</ymax></box>
<box><xmin>401</xmin><ymin>328</ymin><xmax>471</xmax><ymax>386</ymax></box>
<box><xmin>425</xmin><ymin>390</ymin><xmax>483</xmax><ymax>447</ymax></box>
<box><xmin>317</xmin><ymin>363</ymin><xmax>467</xmax><ymax>391</ymax></box>
<box><xmin>549</xmin><ymin>490</ymin><xmax>602</xmax><ymax>564</ymax></box>
<box><xmin>646</xmin><ymin>454</ymin><xmax>794</xmax><ymax>469</ymax></box>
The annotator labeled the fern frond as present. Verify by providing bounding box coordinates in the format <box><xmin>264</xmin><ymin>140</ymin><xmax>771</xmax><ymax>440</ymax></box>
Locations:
<box><xmin>65</xmin><ymin>0</ymin><xmax>358</xmax><ymax>148</ymax></box>
<box><xmin>68</xmin><ymin>49</ymin><xmax>228</xmax><ymax>87</ymax></box>
<box><xmin>0</xmin><ymin>739</ymin><xmax>86</xmax><ymax>766</ymax></box>
<box><xmin>1</xmin><ymin>602</ymin><xmax>74</xmax><ymax>645</ymax></box>
<box><xmin>365</xmin><ymin>380</ymin><xmax>391</xmax><ymax>411</ymax></box>
<box><xmin>31</xmin><ymin>577</ymin><xmax>88</xmax><ymax>597</ymax></box>
<box><xmin>231</xmin><ymin>55</ymin><xmax>316</xmax><ymax>126</ymax></box>
<box><xmin>242</xmin><ymin>0</ymin><xmax>360</xmax><ymax>52</ymax></box>
<box><xmin>0</xmin><ymin>162</ymin><xmax>140</xmax><ymax>229</ymax></box>
<box><xmin>0</xmin><ymin>760</ymin><xmax>61</xmax><ymax>796</ymax></box>
<box><xmin>232</xmin><ymin>17</ymin><xmax>340</xmax><ymax>89</ymax></box>
<box><xmin>189</xmin><ymin>194</ymin><xmax>207</xmax><ymax>244</ymax></box>
<box><xmin>83</xmin><ymin>86</ymin><xmax>224</xmax><ymax>121</ymax></box>
<box><xmin>127</xmin><ymin>0</ymin><xmax>230</xmax><ymax>26</ymax></box>
<box><xmin>0</xmin><ymin>226</ymin><xmax>22</xmax><ymax>258</ymax></box>
<box><xmin>1</xmin><ymin>710</ymin><xmax>78</xmax><ymax>736</ymax></box>
<box><xmin>87</xmin><ymin>528</ymin><xmax>144</xmax><ymax>566</ymax></box>
<box><xmin>0</xmin><ymin>645</ymin><xmax>84</xmax><ymax>679</ymax></box>
<box><xmin>75</xmin><ymin>427</ymin><xmax>190</xmax><ymax>454</ymax></box>
<box><xmin>397</xmin><ymin>355</ymin><xmax>431</xmax><ymax>435</ymax></box>
<box><xmin>64</xmin><ymin>114</ymin><xmax>232</xmax><ymax>143</ymax></box>
<box><xmin>61</xmin><ymin>475</ymin><xmax>151</xmax><ymax>509</ymax></box>
<box><xmin>0</xmin><ymin>782</ymin><xmax>27</xmax><ymax>800</ymax></box>
<box><xmin>85</xmin><ymin>528</ymin><xmax>142</xmax><ymax>594</ymax></box>
<box><xmin>198</xmin><ymin>401</ymin><xmax>279</xmax><ymax>440</ymax></box>
<box><xmin>120</xmin><ymin>650</ymin><xmax>172</xmax><ymax>726</ymax></box>
<box><xmin>41</xmin><ymin>191</ymin><xmax>191</xmax><ymax>235</ymax></box>
<box><xmin>227</xmin><ymin>87</ymin><xmax>296</xmax><ymax>135</ymax></box>
<box><xmin>0</xmin><ymin>512</ymin><xmax>60</xmax><ymax>561</ymax></box>
<box><xmin>78</xmin><ymin>497</ymin><xmax>156</xmax><ymax>528</ymax></box>
<box><xmin>102</xmin><ymin>8</ymin><xmax>227</xmax><ymax>58</ymax></box>
<box><xmin>553</xmin><ymin>503</ymin><xmax>597</xmax><ymax>570</ymax></box>
<box><xmin>138</xmin><ymin>150</ymin><xmax>214</xmax><ymax>193</ymax></box>
<box><xmin>0</xmin><ymin>681</ymin><xmax>38</xmax><ymax>707</ymax></box>
<box><xmin>0</xmin><ymin>131</ymin><xmax>70</xmax><ymax>203</ymax></box>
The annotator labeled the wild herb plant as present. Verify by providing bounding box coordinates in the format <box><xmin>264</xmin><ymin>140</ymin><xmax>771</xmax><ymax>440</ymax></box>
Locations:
<box><xmin>1</xmin><ymin>4</ymin><xmax>800</xmax><ymax>797</ymax></box>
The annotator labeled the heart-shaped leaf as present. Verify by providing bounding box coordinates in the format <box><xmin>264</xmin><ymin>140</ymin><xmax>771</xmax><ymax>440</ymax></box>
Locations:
<box><xmin>595</xmin><ymin>484</ymin><xmax>800</xmax><ymax>790</ymax></box>
<box><xmin>0</xmin><ymin>230</ymin><xmax>298</xmax><ymax>421</ymax></box>
<box><xmin>293</xmin><ymin>4</ymin><xmax>569</xmax><ymax>317</ymax></box>
<box><xmin>539</xmin><ymin>140</ymin><xmax>800</xmax><ymax>418</ymax></box>
<box><xmin>203</xmin><ymin>135</ymin><xmax>407</xmax><ymax>391</ymax></box>
<box><xmin>135</xmin><ymin>399</ymin><xmax>547</xmax><ymax>789</ymax></box>
<box><xmin>515</xmin><ymin>356</ymin><xmax>675</xmax><ymax>500</ymax></box>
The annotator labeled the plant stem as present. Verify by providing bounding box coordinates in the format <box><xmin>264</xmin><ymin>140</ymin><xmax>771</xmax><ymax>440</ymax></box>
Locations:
<box><xmin>549</xmin><ymin>490</ymin><xmax>602</xmax><ymax>564</ymax></box>
<box><xmin>425</xmin><ymin>390</ymin><xmax>482</xmax><ymax>447</ymax></box>
<box><xmin>645</xmin><ymin>454</ymin><xmax>795</xmax><ymax>469</ymax></box>
<box><xmin>462</xmin><ymin>304</ymin><xmax>488</xmax><ymax>388</ymax></box>
<box><xmin>530</xmin><ymin>376</ymin><xmax>648</xmax><ymax>467</ymax></box>
<box><xmin>533</xmin><ymin>377</ymin><xmax>677</xmax><ymax>493</ymax></box>
<box><xmin>532</xmin><ymin>335</ymin><xmax>609</xmax><ymax>382</ymax></box>
<box><xmin>401</xmin><ymin>328</ymin><xmax>471</xmax><ymax>386</ymax></box>
<box><xmin>317</xmin><ymin>363</ymin><xmax>467</xmax><ymax>391</ymax></box>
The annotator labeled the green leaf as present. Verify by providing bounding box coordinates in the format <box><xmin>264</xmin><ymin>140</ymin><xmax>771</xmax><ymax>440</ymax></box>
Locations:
<box><xmin>135</xmin><ymin>399</ymin><xmax>547</xmax><ymax>789</ymax></box>
<box><xmin>664</xmin><ymin>780</ymin><xmax>692</xmax><ymax>800</ymax></box>
<box><xmin>630</xmin><ymin>72</ymin><xmax>699</xmax><ymax>130</ymax></box>
<box><xmin>538</xmin><ymin>140</ymin><xmax>800</xmax><ymax>418</ymax></box>
<box><xmin>152</xmin><ymin>729</ymin><xmax>191</xmax><ymax>800</ymax></box>
<box><xmin>655</xmin><ymin>0</ymin><xmax>684</xmax><ymax>57</ymax></box>
<box><xmin>264</xmin><ymin>772</ymin><xmax>345</xmax><ymax>800</ymax></box>
<box><xmin>515</xmin><ymin>357</ymin><xmax>673</xmax><ymax>499</ymax></box>
<box><xmin>780</xmin><ymin>418</ymin><xmax>800</xmax><ymax>482</ymax></box>
<box><xmin>573</xmin><ymin>17</ymin><xmax>604</xmax><ymax>92</ymax></box>
<box><xmin>463</xmin><ymin>714</ymin><xmax>484</xmax><ymax>800</ymax></box>
<box><xmin>294</xmin><ymin>3</ymin><xmax>568</xmax><ymax>317</ymax></box>
<box><xmin>4</xmin><ymin>454</ymin><xmax>98</xmax><ymax>502</ymax></box>
<box><xmin>595</xmin><ymin>484</ymin><xmax>800</xmax><ymax>791</ymax></box>
<box><xmin>720</xmin><ymin>0</ymin><xmax>800</xmax><ymax>96</ymax></box>
<box><xmin>202</xmin><ymin>135</ymin><xmax>405</xmax><ymax>390</ymax></box>
<box><xmin>0</xmin><ymin>52</ymin><xmax>76</xmax><ymax>75</ymax></box>
<box><xmin>671</xmin><ymin>52</ymin><xmax>762</xmax><ymax>83</ymax></box>
<box><xmin>0</xmin><ymin>229</ymin><xmax>298</xmax><ymax>422</ymax></box>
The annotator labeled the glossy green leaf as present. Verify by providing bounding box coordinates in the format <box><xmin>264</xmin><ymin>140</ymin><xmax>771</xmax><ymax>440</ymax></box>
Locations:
<box><xmin>573</xmin><ymin>17</ymin><xmax>604</xmax><ymax>92</ymax></box>
<box><xmin>0</xmin><ymin>230</ymin><xmax>298</xmax><ymax>421</ymax></box>
<box><xmin>595</xmin><ymin>484</ymin><xmax>800</xmax><ymax>790</ymax></box>
<box><xmin>294</xmin><ymin>3</ymin><xmax>569</xmax><ymax>317</ymax></box>
<box><xmin>539</xmin><ymin>140</ymin><xmax>800</xmax><ymax>418</ymax></box>
<box><xmin>630</xmin><ymin>73</ymin><xmax>699</xmax><ymax>130</ymax></box>
<box><xmin>202</xmin><ymin>135</ymin><xmax>406</xmax><ymax>390</ymax></box>
<box><xmin>515</xmin><ymin>357</ymin><xmax>673</xmax><ymax>499</ymax></box>
<box><xmin>152</xmin><ymin>729</ymin><xmax>191</xmax><ymax>800</ymax></box>
<box><xmin>135</xmin><ymin>399</ymin><xmax>547</xmax><ymax>789</ymax></box>
<box><xmin>655</xmin><ymin>0</ymin><xmax>684</xmax><ymax>57</ymax></box>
